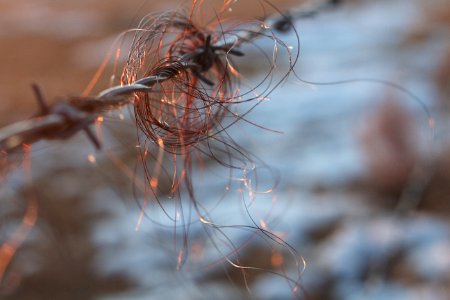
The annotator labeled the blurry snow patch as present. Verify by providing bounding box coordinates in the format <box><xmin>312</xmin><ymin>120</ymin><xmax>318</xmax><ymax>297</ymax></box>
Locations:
<box><xmin>88</xmin><ymin>187</ymin><xmax>176</xmax><ymax>284</ymax></box>
<box><xmin>338</xmin><ymin>282</ymin><xmax>449</xmax><ymax>300</ymax></box>
<box><xmin>319</xmin><ymin>218</ymin><xmax>403</xmax><ymax>280</ymax></box>
<box><xmin>311</xmin><ymin>216</ymin><xmax>450</xmax><ymax>299</ymax></box>
<box><xmin>99</xmin><ymin>281</ymin><xmax>247</xmax><ymax>300</ymax></box>
<box><xmin>253</xmin><ymin>275</ymin><xmax>299</xmax><ymax>300</ymax></box>
<box><xmin>407</xmin><ymin>241</ymin><xmax>450</xmax><ymax>282</ymax></box>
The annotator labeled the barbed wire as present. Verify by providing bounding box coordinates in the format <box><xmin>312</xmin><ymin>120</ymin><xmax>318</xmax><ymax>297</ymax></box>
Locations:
<box><xmin>0</xmin><ymin>0</ymin><xmax>340</xmax><ymax>155</ymax></box>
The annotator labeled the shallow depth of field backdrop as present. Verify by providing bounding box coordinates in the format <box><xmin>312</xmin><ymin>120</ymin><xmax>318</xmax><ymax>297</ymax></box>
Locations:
<box><xmin>0</xmin><ymin>0</ymin><xmax>449</xmax><ymax>299</ymax></box>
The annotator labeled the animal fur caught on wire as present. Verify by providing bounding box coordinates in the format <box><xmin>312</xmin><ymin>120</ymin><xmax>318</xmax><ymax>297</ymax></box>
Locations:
<box><xmin>0</xmin><ymin>0</ymin><xmax>341</xmax><ymax>154</ymax></box>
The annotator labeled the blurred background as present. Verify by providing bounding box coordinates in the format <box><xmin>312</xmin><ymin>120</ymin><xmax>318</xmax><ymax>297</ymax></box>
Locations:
<box><xmin>0</xmin><ymin>0</ymin><xmax>449</xmax><ymax>299</ymax></box>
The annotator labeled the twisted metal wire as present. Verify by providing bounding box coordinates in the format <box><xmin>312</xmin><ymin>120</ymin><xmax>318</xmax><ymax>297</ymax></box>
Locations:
<box><xmin>0</xmin><ymin>0</ymin><xmax>339</xmax><ymax>154</ymax></box>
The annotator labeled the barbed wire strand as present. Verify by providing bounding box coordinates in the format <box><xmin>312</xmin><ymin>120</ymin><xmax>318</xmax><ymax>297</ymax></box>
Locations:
<box><xmin>0</xmin><ymin>0</ymin><xmax>339</xmax><ymax>155</ymax></box>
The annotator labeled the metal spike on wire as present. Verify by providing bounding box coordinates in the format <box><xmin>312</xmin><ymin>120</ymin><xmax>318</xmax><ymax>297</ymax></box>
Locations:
<box><xmin>0</xmin><ymin>0</ymin><xmax>340</xmax><ymax>154</ymax></box>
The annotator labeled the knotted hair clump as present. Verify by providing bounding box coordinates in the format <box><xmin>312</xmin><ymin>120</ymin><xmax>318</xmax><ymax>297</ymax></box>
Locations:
<box><xmin>122</xmin><ymin>10</ymin><xmax>241</xmax><ymax>153</ymax></box>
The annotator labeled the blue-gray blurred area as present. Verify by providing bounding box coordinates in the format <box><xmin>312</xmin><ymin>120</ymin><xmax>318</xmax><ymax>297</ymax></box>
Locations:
<box><xmin>0</xmin><ymin>0</ymin><xmax>449</xmax><ymax>299</ymax></box>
